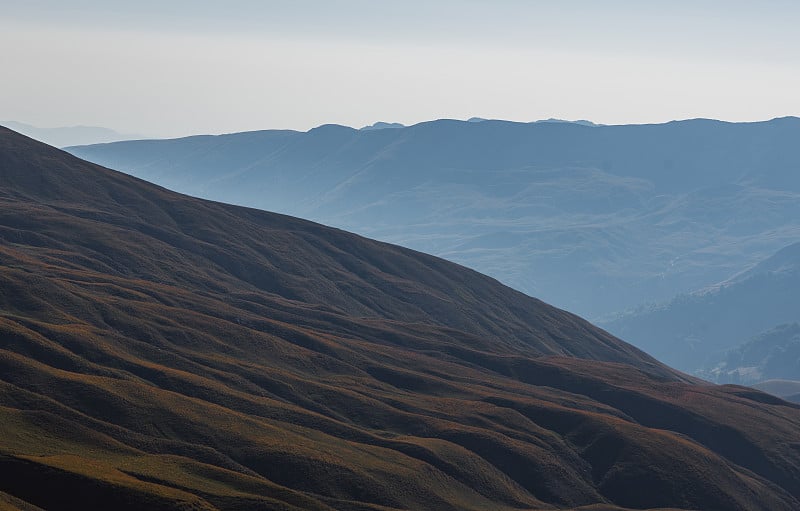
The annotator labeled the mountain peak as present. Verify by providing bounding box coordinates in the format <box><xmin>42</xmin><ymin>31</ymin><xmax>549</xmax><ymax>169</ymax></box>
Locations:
<box><xmin>533</xmin><ymin>117</ymin><xmax>601</xmax><ymax>126</ymax></box>
<box><xmin>360</xmin><ymin>121</ymin><xmax>405</xmax><ymax>131</ymax></box>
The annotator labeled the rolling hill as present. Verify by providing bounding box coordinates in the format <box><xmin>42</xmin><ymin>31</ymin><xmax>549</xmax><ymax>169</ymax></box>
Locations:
<box><xmin>67</xmin><ymin>117</ymin><xmax>800</xmax><ymax>320</ymax></box>
<box><xmin>3</xmin><ymin>125</ymin><xmax>800</xmax><ymax>510</ymax></box>
<box><xmin>753</xmin><ymin>380</ymin><xmax>800</xmax><ymax>404</ymax></box>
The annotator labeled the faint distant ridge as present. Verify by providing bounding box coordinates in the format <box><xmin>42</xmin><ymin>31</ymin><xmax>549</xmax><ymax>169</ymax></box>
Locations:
<box><xmin>711</xmin><ymin>323</ymin><xmax>800</xmax><ymax>385</ymax></box>
<box><xmin>360</xmin><ymin>121</ymin><xmax>405</xmax><ymax>131</ymax></box>
<box><xmin>1</xmin><ymin>121</ymin><xmax>145</xmax><ymax>148</ymax></box>
<box><xmin>360</xmin><ymin>117</ymin><xmax>602</xmax><ymax>129</ymax></box>
<box><xmin>533</xmin><ymin>117</ymin><xmax>601</xmax><ymax>127</ymax></box>
<box><xmin>467</xmin><ymin>116</ymin><xmax>600</xmax><ymax>126</ymax></box>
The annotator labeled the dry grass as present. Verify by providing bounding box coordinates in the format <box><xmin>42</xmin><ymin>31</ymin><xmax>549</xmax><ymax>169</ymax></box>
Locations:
<box><xmin>1</xmin><ymin>126</ymin><xmax>800</xmax><ymax>510</ymax></box>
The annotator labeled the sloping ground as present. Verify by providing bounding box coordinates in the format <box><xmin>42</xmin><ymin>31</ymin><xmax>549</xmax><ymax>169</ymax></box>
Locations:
<box><xmin>2</xmin><ymin>127</ymin><xmax>800</xmax><ymax>510</ymax></box>
<box><xmin>753</xmin><ymin>380</ymin><xmax>800</xmax><ymax>404</ymax></box>
<box><xmin>711</xmin><ymin>323</ymin><xmax>800</xmax><ymax>384</ymax></box>
<box><xmin>603</xmin><ymin>243</ymin><xmax>800</xmax><ymax>376</ymax></box>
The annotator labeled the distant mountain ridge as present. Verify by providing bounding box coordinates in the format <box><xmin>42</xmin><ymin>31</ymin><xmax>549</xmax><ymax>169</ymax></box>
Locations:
<box><xmin>603</xmin><ymin>241</ymin><xmax>800</xmax><ymax>377</ymax></box>
<box><xmin>3</xmin><ymin>121</ymin><xmax>145</xmax><ymax>147</ymax></box>
<box><xmin>67</xmin><ymin>116</ymin><xmax>800</xmax><ymax>322</ymax></box>
<box><xmin>360</xmin><ymin>118</ymin><xmax>600</xmax><ymax>130</ymax></box>
<box><xmin>533</xmin><ymin>118</ymin><xmax>601</xmax><ymax>126</ymax></box>
<box><xmin>713</xmin><ymin>323</ymin><xmax>800</xmax><ymax>384</ymax></box>
<box><xmin>360</xmin><ymin>121</ymin><xmax>405</xmax><ymax>130</ymax></box>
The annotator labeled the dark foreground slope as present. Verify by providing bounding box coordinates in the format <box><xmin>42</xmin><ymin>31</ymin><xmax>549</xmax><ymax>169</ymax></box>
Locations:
<box><xmin>2</xmin><ymin>126</ymin><xmax>800</xmax><ymax>511</ymax></box>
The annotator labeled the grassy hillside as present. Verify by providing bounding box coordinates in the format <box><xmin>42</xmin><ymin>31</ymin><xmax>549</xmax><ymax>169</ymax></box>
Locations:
<box><xmin>2</xmin><ymin>126</ymin><xmax>800</xmax><ymax>510</ymax></box>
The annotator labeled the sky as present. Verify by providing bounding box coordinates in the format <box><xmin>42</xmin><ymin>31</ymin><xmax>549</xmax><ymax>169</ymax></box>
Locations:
<box><xmin>2</xmin><ymin>1</ymin><xmax>799</xmax><ymax>138</ymax></box>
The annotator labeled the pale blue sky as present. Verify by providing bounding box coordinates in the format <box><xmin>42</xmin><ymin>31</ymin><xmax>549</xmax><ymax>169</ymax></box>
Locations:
<box><xmin>2</xmin><ymin>1</ymin><xmax>799</xmax><ymax>137</ymax></box>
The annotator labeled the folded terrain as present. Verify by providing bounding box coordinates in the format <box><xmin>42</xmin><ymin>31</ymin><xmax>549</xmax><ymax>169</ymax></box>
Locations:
<box><xmin>3</xmin><ymin>126</ymin><xmax>800</xmax><ymax>511</ymax></box>
<box><xmin>604</xmin><ymin>242</ymin><xmax>800</xmax><ymax>377</ymax></box>
<box><xmin>718</xmin><ymin>323</ymin><xmax>800</xmax><ymax>383</ymax></box>
<box><xmin>68</xmin><ymin>117</ymin><xmax>800</xmax><ymax>321</ymax></box>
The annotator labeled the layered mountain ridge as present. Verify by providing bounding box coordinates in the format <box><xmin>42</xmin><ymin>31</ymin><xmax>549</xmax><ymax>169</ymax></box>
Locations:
<box><xmin>68</xmin><ymin>117</ymin><xmax>800</xmax><ymax>320</ymax></box>
<box><xmin>2</xmin><ymin>126</ymin><xmax>800</xmax><ymax>511</ymax></box>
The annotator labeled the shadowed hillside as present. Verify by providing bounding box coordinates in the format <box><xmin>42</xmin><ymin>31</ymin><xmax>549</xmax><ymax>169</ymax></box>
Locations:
<box><xmin>3</xmin><ymin>126</ymin><xmax>800</xmax><ymax>511</ymax></box>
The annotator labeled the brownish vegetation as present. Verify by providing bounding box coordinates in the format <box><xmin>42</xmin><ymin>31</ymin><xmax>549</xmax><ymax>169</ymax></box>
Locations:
<box><xmin>1</xmin><ymin>126</ymin><xmax>799</xmax><ymax>511</ymax></box>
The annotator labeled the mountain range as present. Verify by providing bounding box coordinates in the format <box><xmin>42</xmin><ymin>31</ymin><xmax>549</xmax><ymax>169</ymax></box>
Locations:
<box><xmin>67</xmin><ymin>117</ymin><xmax>800</xmax><ymax>324</ymax></box>
<box><xmin>3</xmin><ymin>121</ymin><xmax>144</xmax><ymax>148</ymax></box>
<box><xmin>4</xmin><ymin>125</ymin><xmax>800</xmax><ymax>510</ymax></box>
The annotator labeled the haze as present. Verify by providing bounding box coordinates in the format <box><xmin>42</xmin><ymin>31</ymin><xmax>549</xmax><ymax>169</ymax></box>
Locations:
<box><xmin>2</xmin><ymin>0</ymin><xmax>799</xmax><ymax>138</ymax></box>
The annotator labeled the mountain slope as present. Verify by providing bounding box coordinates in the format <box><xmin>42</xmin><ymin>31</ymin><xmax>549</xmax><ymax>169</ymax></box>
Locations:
<box><xmin>3</xmin><ymin>126</ymin><xmax>800</xmax><ymax>511</ymax></box>
<box><xmin>0</xmin><ymin>127</ymin><xmax>666</xmax><ymax>370</ymax></box>
<box><xmin>67</xmin><ymin>117</ymin><xmax>800</xmax><ymax>319</ymax></box>
<box><xmin>603</xmin><ymin>241</ymin><xmax>800</xmax><ymax>376</ymax></box>
<box><xmin>711</xmin><ymin>323</ymin><xmax>800</xmax><ymax>384</ymax></box>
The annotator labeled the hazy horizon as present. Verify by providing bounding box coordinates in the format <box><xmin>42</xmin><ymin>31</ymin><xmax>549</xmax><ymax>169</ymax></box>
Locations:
<box><xmin>3</xmin><ymin>1</ymin><xmax>799</xmax><ymax>138</ymax></box>
<box><xmin>6</xmin><ymin>115</ymin><xmax>800</xmax><ymax>145</ymax></box>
